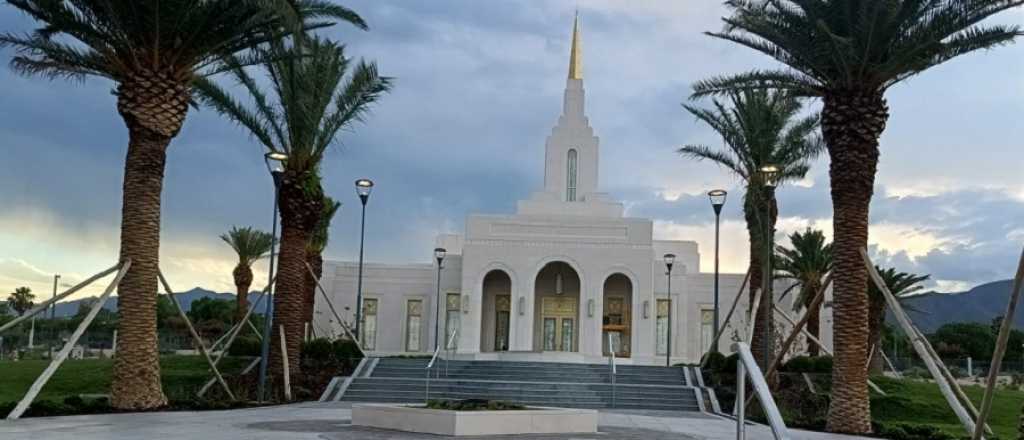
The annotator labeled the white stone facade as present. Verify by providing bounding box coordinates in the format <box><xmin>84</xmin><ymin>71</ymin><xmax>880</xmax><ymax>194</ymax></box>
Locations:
<box><xmin>313</xmin><ymin>16</ymin><xmax>833</xmax><ymax>365</ymax></box>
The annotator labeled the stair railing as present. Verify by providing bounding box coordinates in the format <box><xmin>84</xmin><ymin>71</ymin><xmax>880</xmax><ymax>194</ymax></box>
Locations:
<box><xmin>733</xmin><ymin>342</ymin><xmax>791</xmax><ymax>440</ymax></box>
<box><xmin>426</xmin><ymin>342</ymin><xmax>443</xmax><ymax>403</ymax></box>
<box><xmin>607</xmin><ymin>333</ymin><xmax>617</xmax><ymax>409</ymax></box>
<box><xmin>444</xmin><ymin>327</ymin><xmax>458</xmax><ymax>378</ymax></box>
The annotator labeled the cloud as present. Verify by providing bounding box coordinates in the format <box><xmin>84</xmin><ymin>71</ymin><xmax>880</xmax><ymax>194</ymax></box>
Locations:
<box><xmin>1</xmin><ymin>0</ymin><xmax>1021</xmax><ymax>297</ymax></box>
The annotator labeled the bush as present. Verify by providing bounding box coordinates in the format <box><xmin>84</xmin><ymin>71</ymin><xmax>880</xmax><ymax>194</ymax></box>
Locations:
<box><xmin>781</xmin><ymin>355</ymin><xmax>832</xmax><ymax>373</ymax></box>
<box><xmin>228</xmin><ymin>335</ymin><xmax>261</xmax><ymax>357</ymax></box>
<box><xmin>301</xmin><ymin>338</ymin><xmax>333</xmax><ymax>362</ymax></box>
<box><xmin>425</xmin><ymin>399</ymin><xmax>525</xmax><ymax>411</ymax></box>
<box><xmin>332</xmin><ymin>339</ymin><xmax>363</xmax><ymax>361</ymax></box>
<box><xmin>875</xmin><ymin>422</ymin><xmax>957</xmax><ymax>440</ymax></box>
<box><xmin>903</xmin><ymin>367</ymin><xmax>930</xmax><ymax>379</ymax></box>
<box><xmin>702</xmin><ymin>351</ymin><xmax>727</xmax><ymax>373</ymax></box>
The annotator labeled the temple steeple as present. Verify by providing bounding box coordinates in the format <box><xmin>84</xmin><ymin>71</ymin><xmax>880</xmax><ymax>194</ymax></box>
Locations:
<box><xmin>568</xmin><ymin>12</ymin><xmax>583</xmax><ymax>80</ymax></box>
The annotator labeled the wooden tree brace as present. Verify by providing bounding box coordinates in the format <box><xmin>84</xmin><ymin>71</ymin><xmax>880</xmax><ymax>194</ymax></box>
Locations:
<box><xmin>6</xmin><ymin>260</ymin><xmax>131</xmax><ymax>420</ymax></box>
<box><xmin>306</xmin><ymin>262</ymin><xmax>365</xmax><ymax>355</ymax></box>
<box><xmin>862</xmin><ymin>248</ymin><xmax>981</xmax><ymax>438</ymax></box>
<box><xmin>159</xmin><ymin>271</ymin><xmax>235</xmax><ymax>401</ymax></box>
<box><xmin>0</xmin><ymin>263</ymin><xmax>120</xmax><ymax>334</ymax></box>
<box><xmin>701</xmin><ymin>269</ymin><xmax>751</xmax><ymax>368</ymax></box>
<box><xmin>971</xmin><ymin>246</ymin><xmax>1024</xmax><ymax>440</ymax></box>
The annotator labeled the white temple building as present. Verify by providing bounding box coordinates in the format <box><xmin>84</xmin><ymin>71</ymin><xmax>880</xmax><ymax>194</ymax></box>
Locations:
<box><xmin>314</xmin><ymin>16</ymin><xmax>833</xmax><ymax>365</ymax></box>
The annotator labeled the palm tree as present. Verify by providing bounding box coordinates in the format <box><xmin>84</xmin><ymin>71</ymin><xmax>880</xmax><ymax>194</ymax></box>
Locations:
<box><xmin>7</xmin><ymin>287</ymin><xmax>35</xmax><ymax>317</ymax></box>
<box><xmin>679</xmin><ymin>88</ymin><xmax>822</xmax><ymax>368</ymax></box>
<box><xmin>221</xmin><ymin>226</ymin><xmax>274</xmax><ymax>322</ymax></box>
<box><xmin>195</xmin><ymin>35</ymin><xmax>390</xmax><ymax>384</ymax></box>
<box><xmin>691</xmin><ymin>1</ymin><xmax>1021</xmax><ymax>433</ymax></box>
<box><xmin>305</xmin><ymin>196</ymin><xmax>341</xmax><ymax>326</ymax></box>
<box><xmin>0</xmin><ymin>0</ymin><xmax>365</xmax><ymax>410</ymax></box>
<box><xmin>775</xmin><ymin>228</ymin><xmax>833</xmax><ymax>356</ymax></box>
<box><xmin>867</xmin><ymin>266</ymin><xmax>928</xmax><ymax>374</ymax></box>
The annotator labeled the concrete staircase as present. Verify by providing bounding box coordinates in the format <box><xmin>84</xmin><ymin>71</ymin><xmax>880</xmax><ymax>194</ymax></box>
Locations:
<box><xmin>333</xmin><ymin>357</ymin><xmax>704</xmax><ymax>411</ymax></box>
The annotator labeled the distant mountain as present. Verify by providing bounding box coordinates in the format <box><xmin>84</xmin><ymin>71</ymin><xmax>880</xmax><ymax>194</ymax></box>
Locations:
<box><xmin>893</xmin><ymin>280</ymin><xmax>1020</xmax><ymax>333</ymax></box>
<box><xmin>48</xmin><ymin>287</ymin><xmax>268</xmax><ymax>318</ymax></box>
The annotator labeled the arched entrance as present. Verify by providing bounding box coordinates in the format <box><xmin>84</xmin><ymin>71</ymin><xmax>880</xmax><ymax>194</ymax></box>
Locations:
<box><xmin>602</xmin><ymin>273</ymin><xmax>633</xmax><ymax>357</ymax></box>
<box><xmin>480</xmin><ymin>270</ymin><xmax>512</xmax><ymax>352</ymax></box>
<box><xmin>532</xmin><ymin>262</ymin><xmax>581</xmax><ymax>352</ymax></box>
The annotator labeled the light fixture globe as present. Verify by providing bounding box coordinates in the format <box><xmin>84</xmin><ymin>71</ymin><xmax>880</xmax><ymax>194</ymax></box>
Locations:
<box><xmin>708</xmin><ymin>189</ymin><xmax>728</xmax><ymax>214</ymax></box>
<box><xmin>355</xmin><ymin>178</ymin><xmax>374</xmax><ymax>202</ymax></box>
<box><xmin>760</xmin><ymin>165</ymin><xmax>780</xmax><ymax>188</ymax></box>
<box><xmin>663</xmin><ymin>253</ymin><xmax>676</xmax><ymax>270</ymax></box>
<box><xmin>264</xmin><ymin>151</ymin><xmax>287</xmax><ymax>175</ymax></box>
<box><xmin>434</xmin><ymin>247</ymin><xmax>447</xmax><ymax>263</ymax></box>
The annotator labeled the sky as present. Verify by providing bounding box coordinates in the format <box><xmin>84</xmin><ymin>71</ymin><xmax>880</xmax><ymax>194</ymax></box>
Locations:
<box><xmin>1</xmin><ymin>1</ymin><xmax>1022</xmax><ymax>302</ymax></box>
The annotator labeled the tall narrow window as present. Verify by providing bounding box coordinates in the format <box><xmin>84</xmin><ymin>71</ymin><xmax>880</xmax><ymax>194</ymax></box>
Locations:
<box><xmin>655</xmin><ymin>299</ymin><xmax>670</xmax><ymax>355</ymax></box>
<box><xmin>444</xmin><ymin>293</ymin><xmax>461</xmax><ymax>349</ymax></box>
<box><xmin>362</xmin><ymin>299</ymin><xmax>378</xmax><ymax>351</ymax></box>
<box><xmin>405</xmin><ymin>299</ymin><xmax>423</xmax><ymax>352</ymax></box>
<box><xmin>701</xmin><ymin>308</ymin><xmax>715</xmax><ymax>355</ymax></box>
<box><xmin>566</xmin><ymin>149</ymin><xmax>578</xmax><ymax>201</ymax></box>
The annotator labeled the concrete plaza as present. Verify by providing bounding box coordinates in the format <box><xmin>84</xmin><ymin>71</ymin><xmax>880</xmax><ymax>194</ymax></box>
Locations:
<box><xmin>0</xmin><ymin>402</ymin><xmax>876</xmax><ymax>440</ymax></box>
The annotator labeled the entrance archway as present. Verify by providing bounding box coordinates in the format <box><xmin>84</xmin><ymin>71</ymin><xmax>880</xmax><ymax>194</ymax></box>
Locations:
<box><xmin>532</xmin><ymin>262</ymin><xmax>581</xmax><ymax>352</ymax></box>
<box><xmin>602</xmin><ymin>273</ymin><xmax>633</xmax><ymax>357</ymax></box>
<box><xmin>480</xmin><ymin>270</ymin><xmax>512</xmax><ymax>352</ymax></box>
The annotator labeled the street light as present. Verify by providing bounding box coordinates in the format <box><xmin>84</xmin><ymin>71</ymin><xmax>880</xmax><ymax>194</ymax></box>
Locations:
<box><xmin>354</xmin><ymin>178</ymin><xmax>374</xmax><ymax>341</ymax></box>
<box><xmin>758</xmin><ymin>164</ymin><xmax>779</xmax><ymax>368</ymax></box>
<box><xmin>257</xmin><ymin>151</ymin><xmax>286</xmax><ymax>403</ymax></box>
<box><xmin>708</xmin><ymin>189</ymin><xmax>727</xmax><ymax>354</ymax></box>
<box><xmin>51</xmin><ymin>274</ymin><xmax>60</xmax><ymax>319</ymax></box>
<box><xmin>433</xmin><ymin>247</ymin><xmax>447</xmax><ymax>351</ymax></box>
<box><xmin>664</xmin><ymin>253</ymin><xmax>676</xmax><ymax>367</ymax></box>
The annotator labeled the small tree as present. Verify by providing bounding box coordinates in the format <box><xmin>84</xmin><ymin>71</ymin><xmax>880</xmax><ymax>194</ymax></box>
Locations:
<box><xmin>867</xmin><ymin>266</ymin><xmax>929</xmax><ymax>373</ymax></box>
<box><xmin>7</xmin><ymin>286</ymin><xmax>35</xmax><ymax>316</ymax></box>
<box><xmin>775</xmin><ymin>228</ymin><xmax>833</xmax><ymax>356</ymax></box>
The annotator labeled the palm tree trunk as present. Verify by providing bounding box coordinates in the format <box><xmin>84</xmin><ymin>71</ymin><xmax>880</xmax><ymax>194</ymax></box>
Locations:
<box><xmin>744</xmin><ymin>192</ymin><xmax>777</xmax><ymax>369</ymax></box>
<box><xmin>867</xmin><ymin>295</ymin><xmax>886</xmax><ymax>374</ymax></box>
<box><xmin>269</xmin><ymin>175</ymin><xmax>324</xmax><ymax>389</ymax></box>
<box><xmin>807</xmin><ymin>301</ymin><xmax>821</xmax><ymax>356</ymax></box>
<box><xmin>233</xmin><ymin>264</ymin><xmax>253</xmax><ymax>323</ymax></box>
<box><xmin>303</xmin><ymin>252</ymin><xmax>323</xmax><ymax>329</ymax></box>
<box><xmin>110</xmin><ymin>124</ymin><xmax>171</xmax><ymax>410</ymax></box>
<box><xmin>270</xmin><ymin>224</ymin><xmax>309</xmax><ymax>382</ymax></box>
<box><xmin>822</xmin><ymin>90</ymin><xmax>888</xmax><ymax>435</ymax></box>
<box><xmin>745</xmin><ymin>194</ymin><xmax>767</xmax><ymax>368</ymax></box>
<box><xmin>110</xmin><ymin>73</ymin><xmax>188</xmax><ymax>410</ymax></box>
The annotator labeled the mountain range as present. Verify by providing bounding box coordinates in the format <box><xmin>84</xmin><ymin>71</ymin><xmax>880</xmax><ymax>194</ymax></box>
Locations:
<box><xmin>31</xmin><ymin>279</ymin><xmax>1023</xmax><ymax>333</ymax></box>
<box><xmin>45</xmin><ymin>287</ymin><xmax>268</xmax><ymax>318</ymax></box>
<box><xmin>892</xmin><ymin>279</ymin><xmax>1020</xmax><ymax>332</ymax></box>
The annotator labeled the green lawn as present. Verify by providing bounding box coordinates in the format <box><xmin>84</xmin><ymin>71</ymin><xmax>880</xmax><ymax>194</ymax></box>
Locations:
<box><xmin>872</xmin><ymin>376</ymin><xmax>1024</xmax><ymax>439</ymax></box>
<box><xmin>0</xmin><ymin>355</ymin><xmax>249</xmax><ymax>404</ymax></box>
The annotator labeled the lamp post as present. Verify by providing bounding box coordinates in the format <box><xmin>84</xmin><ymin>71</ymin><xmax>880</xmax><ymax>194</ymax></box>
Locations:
<box><xmin>354</xmin><ymin>178</ymin><xmax>374</xmax><ymax>340</ymax></box>
<box><xmin>51</xmin><ymin>274</ymin><xmax>60</xmax><ymax>319</ymax></box>
<box><xmin>758</xmin><ymin>164</ymin><xmax>780</xmax><ymax>369</ymax></box>
<box><xmin>664</xmin><ymin>253</ymin><xmax>675</xmax><ymax>367</ymax></box>
<box><xmin>708</xmin><ymin>189</ymin><xmax>727</xmax><ymax>354</ymax></box>
<box><xmin>433</xmin><ymin>247</ymin><xmax>447</xmax><ymax>351</ymax></box>
<box><xmin>257</xmin><ymin>151</ymin><xmax>287</xmax><ymax>403</ymax></box>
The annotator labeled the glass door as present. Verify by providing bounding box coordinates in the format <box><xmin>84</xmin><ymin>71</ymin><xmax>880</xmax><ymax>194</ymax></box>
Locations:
<box><xmin>494</xmin><ymin>295</ymin><xmax>510</xmax><ymax>351</ymax></box>
<box><xmin>540</xmin><ymin>297</ymin><xmax>577</xmax><ymax>352</ymax></box>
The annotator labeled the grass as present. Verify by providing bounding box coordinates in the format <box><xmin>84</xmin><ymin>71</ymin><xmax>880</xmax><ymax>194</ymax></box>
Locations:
<box><xmin>0</xmin><ymin>355</ymin><xmax>250</xmax><ymax>404</ymax></box>
<box><xmin>872</xmin><ymin>376</ymin><xmax>1024</xmax><ymax>439</ymax></box>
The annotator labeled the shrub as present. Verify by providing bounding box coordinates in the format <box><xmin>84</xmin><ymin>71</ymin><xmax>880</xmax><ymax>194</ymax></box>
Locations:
<box><xmin>702</xmin><ymin>351</ymin><xmax>727</xmax><ymax>373</ymax></box>
<box><xmin>332</xmin><ymin>339</ymin><xmax>363</xmax><ymax>361</ymax></box>
<box><xmin>781</xmin><ymin>355</ymin><xmax>832</xmax><ymax>373</ymax></box>
<box><xmin>875</xmin><ymin>422</ymin><xmax>956</xmax><ymax>440</ymax></box>
<box><xmin>425</xmin><ymin>399</ymin><xmax>525</xmax><ymax>411</ymax></box>
<box><xmin>301</xmin><ymin>338</ymin><xmax>334</xmax><ymax>362</ymax></box>
<box><xmin>228</xmin><ymin>335</ymin><xmax>261</xmax><ymax>357</ymax></box>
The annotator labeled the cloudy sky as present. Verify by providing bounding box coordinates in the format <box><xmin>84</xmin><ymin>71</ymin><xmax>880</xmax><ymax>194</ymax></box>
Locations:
<box><xmin>1</xmin><ymin>1</ymin><xmax>1022</xmax><ymax>301</ymax></box>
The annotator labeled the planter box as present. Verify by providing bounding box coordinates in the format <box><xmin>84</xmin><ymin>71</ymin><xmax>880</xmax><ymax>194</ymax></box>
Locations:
<box><xmin>352</xmin><ymin>404</ymin><xmax>598</xmax><ymax>436</ymax></box>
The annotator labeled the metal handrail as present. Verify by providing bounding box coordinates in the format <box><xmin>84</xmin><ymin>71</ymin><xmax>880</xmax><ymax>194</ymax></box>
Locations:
<box><xmin>425</xmin><ymin>343</ymin><xmax>443</xmax><ymax>403</ymax></box>
<box><xmin>733</xmin><ymin>342</ymin><xmax>791</xmax><ymax>440</ymax></box>
<box><xmin>444</xmin><ymin>327</ymin><xmax>458</xmax><ymax>377</ymax></box>
<box><xmin>607</xmin><ymin>333</ymin><xmax>617</xmax><ymax>408</ymax></box>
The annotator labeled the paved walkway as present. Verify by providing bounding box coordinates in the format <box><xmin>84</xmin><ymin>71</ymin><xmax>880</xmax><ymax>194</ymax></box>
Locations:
<box><xmin>0</xmin><ymin>402</ymin><xmax>877</xmax><ymax>440</ymax></box>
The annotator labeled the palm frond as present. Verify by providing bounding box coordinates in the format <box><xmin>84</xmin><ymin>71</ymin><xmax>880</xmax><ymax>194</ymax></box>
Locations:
<box><xmin>220</xmin><ymin>226</ymin><xmax>274</xmax><ymax>266</ymax></box>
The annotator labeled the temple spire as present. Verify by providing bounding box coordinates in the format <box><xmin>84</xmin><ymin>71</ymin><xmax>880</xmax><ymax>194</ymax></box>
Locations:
<box><xmin>568</xmin><ymin>11</ymin><xmax>583</xmax><ymax>80</ymax></box>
